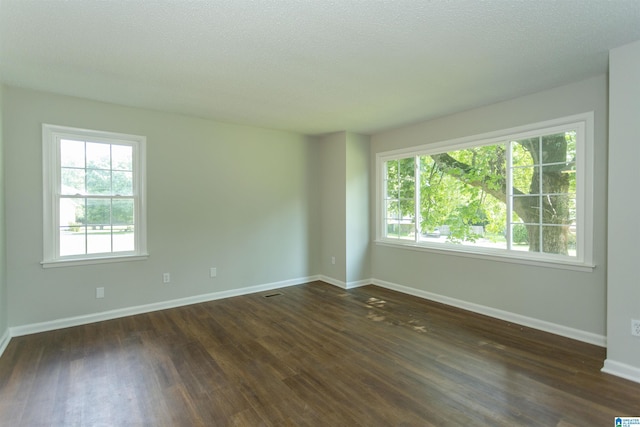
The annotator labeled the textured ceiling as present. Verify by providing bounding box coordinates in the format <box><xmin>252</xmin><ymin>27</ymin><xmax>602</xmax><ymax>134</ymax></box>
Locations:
<box><xmin>1</xmin><ymin>0</ymin><xmax>640</xmax><ymax>135</ymax></box>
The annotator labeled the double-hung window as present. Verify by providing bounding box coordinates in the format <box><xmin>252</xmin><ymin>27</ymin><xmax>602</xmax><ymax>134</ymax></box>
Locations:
<box><xmin>42</xmin><ymin>124</ymin><xmax>148</xmax><ymax>267</ymax></box>
<box><xmin>377</xmin><ymin>113</ymin><xmax>594</xmax><ymax>270</ymax></box>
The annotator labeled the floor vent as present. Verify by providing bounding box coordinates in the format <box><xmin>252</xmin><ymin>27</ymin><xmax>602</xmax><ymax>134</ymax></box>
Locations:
<box><xmin>263</xmin><ymin>292</ymin><xmax>283</xmax><ymax>298</ymax></box>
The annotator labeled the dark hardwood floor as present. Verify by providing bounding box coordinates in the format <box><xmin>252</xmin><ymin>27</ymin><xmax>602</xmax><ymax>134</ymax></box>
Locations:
<box><xmin>0</xmin><ymin>281</ymin><xmax>638</xmax><ymax>426</ymax></box>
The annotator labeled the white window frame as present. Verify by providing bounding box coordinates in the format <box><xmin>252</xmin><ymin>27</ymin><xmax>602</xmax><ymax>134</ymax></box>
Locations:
<box><xmin>42</xmin><ymin>124</ymin><xmax>148</xmax><ymax>268</ymax></box>
<box><xmin>375</xmin><ymin>113</ymin><xmax>595</xmax><ymax>272</ymax></box>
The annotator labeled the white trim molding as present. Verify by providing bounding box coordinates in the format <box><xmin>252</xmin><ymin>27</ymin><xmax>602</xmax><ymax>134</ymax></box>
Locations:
<box><xmin>602</xmin><ymin>360</ymin><xmax>640</xmax><ymax>384</ymax></box>
<box><xmin>10</xmin><ymin>275</ymin><xmax>320</xmax><ymax>338</ymax></box>
<box><xmin>42</xmin><ymin>124</ymin><xmax>148</xmax><ymax>267</ymax></box>
<box><xmin>319</xmin><ymin>275</ymin><xmax>371</xmax><ymax>290</ymax></box>
<box><xmin>0</xmin><ymin>328</ymin><xmax>10</xmax><ymax>359</ymax></box>
<box><xmin>1</xmin><ymin>277</ymin><xmax>610</xmax><ymax>370</ymax></box>
<box><xmin>375</xmin><ymin>112</ymin><xmax>595</xmax><ymax>271</ymax></box>
<box><xmin>372</xmin><ymin>278</ymin><xmax>606</xmax><ymax>347</ymax></box>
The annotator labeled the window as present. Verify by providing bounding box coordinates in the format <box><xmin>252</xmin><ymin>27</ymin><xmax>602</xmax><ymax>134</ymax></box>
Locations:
<box><xmin>377</xmin><ymin>113</ymin><xmax>594</xmax><ymax>270</ymax></box>
<box><xmin>42</xmin><ymin>124</ymin><xmax>148</xmax><ymax>267</ymax></box>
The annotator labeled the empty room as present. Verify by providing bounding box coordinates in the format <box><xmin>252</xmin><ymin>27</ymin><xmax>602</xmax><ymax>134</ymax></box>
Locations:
<box><xmin>1</xmin><ymin>0</ymin><xmax>640</xmax><ymax>425</ymax></box>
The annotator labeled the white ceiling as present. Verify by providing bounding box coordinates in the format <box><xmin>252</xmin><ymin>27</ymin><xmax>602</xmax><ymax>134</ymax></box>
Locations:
<box><xmin>1</xmin><ymin>0</ymin><xmax>640</xmax><ymax>135</ymax></box>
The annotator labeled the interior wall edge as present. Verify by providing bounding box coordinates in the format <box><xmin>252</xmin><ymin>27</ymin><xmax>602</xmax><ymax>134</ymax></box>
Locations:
<box><xmin>319</xmin><ymin>275</ymin><xmax>372</xmax><ymax>290</ymax></box>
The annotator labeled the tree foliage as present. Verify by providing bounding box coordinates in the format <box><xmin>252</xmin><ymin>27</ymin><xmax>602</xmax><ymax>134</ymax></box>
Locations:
<box><xmin>60</xmin><ymin>141</ymin><xmax>134</xmax><ymax>227</ymax></box>
<box><xmin>385</xmin><ymin>132</ymin><xmax>576</xmax><ymax>255</ymax></box>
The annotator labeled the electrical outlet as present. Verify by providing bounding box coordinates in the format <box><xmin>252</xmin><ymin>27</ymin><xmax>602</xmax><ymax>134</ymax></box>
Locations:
<box><xmin>331</xmin><ymin>256</ymin><xmax>336</xmax><ymax>265</ymax></box>
<box><xmin>96</xmin><ymin>287</ymin><xmax>104</xmax><ymax>299</ymax></box>
<box><xmin>632</xmin><ymin>319</ymin><xmax>640</xmax><ymax>337</ymax></box>
<box><xmin>163</xmin><ymin>273</ymin><xmax>171</xmax><ymax>284</ymax></box>
<box><xmin>210</xmin><ymin>267</ymin><xmax>217</xmax><ymax>278</ymax></box>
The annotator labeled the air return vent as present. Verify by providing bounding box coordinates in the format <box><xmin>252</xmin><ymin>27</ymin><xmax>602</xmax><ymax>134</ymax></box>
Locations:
<box><xmin>263</xmin><ymin>292</ymin><xmax>283</xmax><ymax>298</ymax></box>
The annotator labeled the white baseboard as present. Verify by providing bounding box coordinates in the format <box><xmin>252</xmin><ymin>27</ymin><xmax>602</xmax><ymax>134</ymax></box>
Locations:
<box><xmin>0</xmin><ymin>328</ymin><xmax>10</xmax><ymax>359</ymax></box>
<box><xmin>372</xmin><ymin>278</ymin><xmax>607</xmax><ymax>347</ymax></box>
<box><xmin>3</xmin><ymin>275</ymin><xmax>607</xmax><ymax>361</ymax></box>
<box><xmin>319</xmin><ymin>275</ymin><xmax>371</xmax><ymax>290</ymax></box>
<box><xmin>602</xmin><ymin>359</ymin><xmax>640</xmax><ymax>384</ymax></box>
<box><xmin>10</xmin><ymin>275</ymin><xmax>319</xmax><ymax>338</ymax></box>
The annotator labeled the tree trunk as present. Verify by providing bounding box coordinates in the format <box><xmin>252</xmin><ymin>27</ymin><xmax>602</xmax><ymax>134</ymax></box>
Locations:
<box><xmin>517</xmin><ymin>135</ymin><xmax>570</xmax><ymax>255</ymax></box>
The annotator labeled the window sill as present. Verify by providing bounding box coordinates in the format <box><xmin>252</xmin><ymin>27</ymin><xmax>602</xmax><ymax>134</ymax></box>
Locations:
<box><xmin>41</xmin><ymin>254</ymin><xmax>149</xmax><ymax>269</ymax></box>
<box><xmin>374</xmin><ymin>240</ymin><xmax>595</xmax><ymax>273</ymax></box>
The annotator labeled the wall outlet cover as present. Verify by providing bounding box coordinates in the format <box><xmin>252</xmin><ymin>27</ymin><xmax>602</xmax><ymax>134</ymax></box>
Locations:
<box><xmin>632</xmin><ymin>319</ymin><xmax>640</xmax><ymax>337</ymax></box>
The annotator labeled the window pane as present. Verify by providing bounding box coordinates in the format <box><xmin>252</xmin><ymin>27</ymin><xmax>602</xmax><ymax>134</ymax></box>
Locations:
<box><xmin>385</xmin><ymin>158</ymin><xmax>415</xmax><ymax>198</ymax></box>
<box><xmin>60</xmin><ymin>197</ymin><xmax>86</xmax><ymax>256</ymax></box>
<box><xmin>44</xmin><ymin>124</ymin><xmax>146</xmax><ymax>263</ymax></box>
<box><xmin>60</xmin><ymin>198</ymin><xmax>85</xmax><ymax>227</ymax></box>
<box><xmin>384</xmin><ymin>157</ymin><xmax>415</xmax><ymax>239</ymax></box>
<box><xmin>541</xmin><ymin>225</ymin><xmax>573</xmax><ymax>256</ymax></box>
<box><xmin>541</xmin><ymin>133</ymin><xmax>569</xmax><ymax>164</ymax></box>
<box><xmin>511</xmin><ymin>223</ymin><xmax>530</xmax><ymax>251</ymax></box>
<box><xmin>385</xmin><ymin>161</ymin><xmax>399</xmax><ymax>198</ymax></box>
<box><xmin>542</xmin><ymin>195</ymin><xmax>575</xmax><ymax>225</ymax></box>
<box><xmin>420</xmin><ymin>145</ymin><xmax>506</xmax><ymax>245</ymax></box>
<box><xmin>513</xmin><ymin>195</ymin><xmax>540</xmax><ymax>221</ymax></box>
<box><xmin>512</xmin><ymin>166</ymin><xmax>538</xmax><ymax>195</ymax></box>
<box><xmin>386</xmin><ymin>221</ymin><xmax>400</xmax><ymax>239</ymax></box>
<box><xmin>61</xmin><ymin>168</ymin><xmax>85</xmax><ymax>195</ymax></box>
<box><xmin>112</xmin><ymin>171</ymin><xmax>133</xmax><ymax>195</ymax></box>
<box><xmin>512</xmin><ymin>138</ymin><xmax>539</xmax><ymax>167</ymax></box>
<box><xmin>377</xmin><ymin>117</ymin><xmax>589</xmax><ymax>263</ymax></box>
<box><xmin>112</xmin><ymin>199</ymin><xmax>134</xmax><ymax>225</ymax></box>
<box><xmin>87</xmin><ymin>231</ymin><xmax>112</xmax><ymax>254</ymax></box>
<box><xmin>86</xmin><ymin>199</ymin><xmax>110</xmax><ymax>226</ymax></box>
<box><xmin>86</xmin><ymin>142</ymin><xmax>111</xmax><ymax>169</ymax></box>
<box><xmin>398</xmin><ymin>222</ymin><xmax>415</xmax><ymax>240</ymax></box>
<box><xmin>60</xmin><ymin>226</ymin><xmax>86</xmax><ymax>256</ymax></box>
<box><xmin>60</xmin><ymin>139</ymin><xmax>85</xmax><ymax>168</ymax></box>
<box><xmin>385</xmin><ymin>205</ymin><xmax>416</xmax><ymax>239</ymax></box>
<box><xmin>385</xmin><ymin>200</ymin><xmax>400</xmax><ymax>220</ymax></box>
<box><xmin>419</xmin><ymin>155</ymin><xmax>446</xmax><ymax>237</ymax></box>
<box><xmin>385</xmin><ymin>179</ymin><xmax>396</xmax><ymax>200</ymax></box>
<box><xmin>113</xmin><ymin>226</ymin><xmax>135</xmax><ymax>252</ymax></box>
<box><xmin>87</xmin><ymin>196</ymin><xmax>112</xmax><ymax>254</ymax></box>
<box><xmin>541</xmin><ymin>164</ymin><xmax>574</xmax><ymax>194</ymax></box>
<box><xmin>112</xmin><ymin>144</ymin><xmax>132</xmax><ymax>171</ymax></box>
<box><xmin>86</xmin><ymin>170</ymin><xmax>111</xmax><ymax>195</ymax></box>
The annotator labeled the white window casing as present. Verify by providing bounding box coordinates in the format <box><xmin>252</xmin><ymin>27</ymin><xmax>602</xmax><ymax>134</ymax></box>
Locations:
<box><xmin>375</xmin><ymin>113</ymin><xmax>595</xmax><ymax>272</ymax></box>
<box><xmin>42</xmin><ymin>124</ymin><xmax>148</xmax><ymax>268</ymax></box>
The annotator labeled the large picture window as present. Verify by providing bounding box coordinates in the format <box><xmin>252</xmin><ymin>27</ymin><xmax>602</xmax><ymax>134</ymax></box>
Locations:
<box><xmin>377</xmin><ymin>114</ymin><xmax>594</xmax><ymax>269</ymax></box>
<box><xmin>42</xmin><ymin>124</ymin><xmax>148</xmax><ymax>267</ymax></box>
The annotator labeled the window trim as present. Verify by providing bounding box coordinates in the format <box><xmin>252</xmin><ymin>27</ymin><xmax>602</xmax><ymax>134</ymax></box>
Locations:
<box><xmin>375</xmin><ymin>112</ymin><xmax>595</xmax><ymax>271</ymax></box>
<box><xmin>42</xmin><ymin>124</ymin><xmax>148</xmax><ymax>268</ymax></box>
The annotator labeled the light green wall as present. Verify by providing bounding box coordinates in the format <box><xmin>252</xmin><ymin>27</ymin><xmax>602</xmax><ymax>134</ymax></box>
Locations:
<box><xmin>4</xmin><ymin>86</ymin><xmax>320</xmax><ymax>327</ymax></box>
<box><xmin>318</xmin><ymin>131</ymin><xmax>371</xmax><ymax>286</ymax></box>
<box><xmin>319</xmin><ymin>132</ymin><xmax>347</xmax><ymax>282</ymax></box>
<box><xmin>345</xmin><ymin>132</ymin><xmax>370</xmax><ymax>283</ymax></box>
<box><xmin>606</xmin><ymin>39</ymin><xmax>640</xmax><ymax>377</ymax></box>
<box><xmin>0</xmin><ymin>72</ymin><xmax>620</xmax><ymax>353</ymax></box>
<box><xmin>0</xmin><ymin>84</ymin><xmax>7</xmax><ymax>341</ymax></box>
<box><xmin>370</xmin><ymin>75</ymin><xmax>609</xmax><ymax>337</ymax></box>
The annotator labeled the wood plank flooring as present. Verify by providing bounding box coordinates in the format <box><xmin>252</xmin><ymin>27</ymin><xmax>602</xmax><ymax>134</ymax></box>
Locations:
<box><xmin>0</xmin><ymin>281</ymin><xmax>639</xmax><ymax>426</ymax></box>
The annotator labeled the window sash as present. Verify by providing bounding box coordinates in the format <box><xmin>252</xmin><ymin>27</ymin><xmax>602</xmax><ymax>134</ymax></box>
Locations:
<box><xmin>42</xmin><ymin>124</ymin><xmax>147</xmax><ymax>266</ymax></box>
<box><xmin>375</xmin><ymin>113</ymin><xmax>593</xmax><ymax>270</ymax></box>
